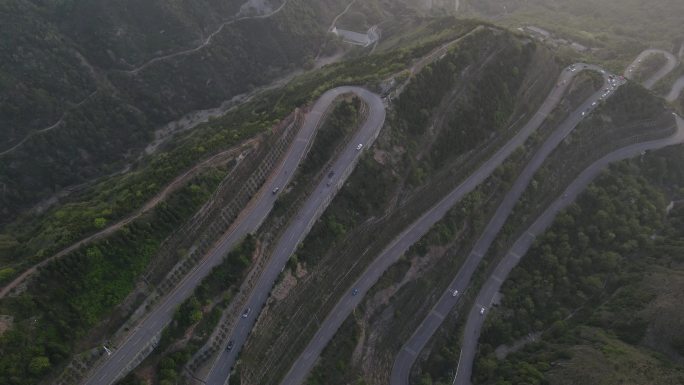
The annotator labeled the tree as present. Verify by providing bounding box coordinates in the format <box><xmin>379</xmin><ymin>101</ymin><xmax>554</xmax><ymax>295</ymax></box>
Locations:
<box><xmin>28</xmin><ymin>356</ymin><xmax>50</xmax><ymax>376</ymax></box>
<box><xmin>94</xmin><ymin>217</ymin><xmax>107</xmax><ymax>229</ymax></box>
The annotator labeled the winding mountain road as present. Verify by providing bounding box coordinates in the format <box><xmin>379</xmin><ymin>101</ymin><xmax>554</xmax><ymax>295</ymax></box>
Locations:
<box><xmin>666</xmin><ymin>76</ymin><xmax>684</xmax><ymax>103</ymax></box>
<box><xmin>81</xmin><ymin>86</ymin><xmax>385</xmax><ymax>385</ymax></box>
<box><xmin>389</xmin><ymin>64</ymin><xmax>618</xmax><ymax>385</ymax></box>
<box><xmin>624</xmin><ymin>49</ymin><xmax>678</xmax><ymax>90</ymax></box>
<box><xmin>453</xmin><ymin>114</ymin><xmax>684</xmax><ymax>385</ymax></box>
<box><xmin>277</xmin><ymin>63</ymin><xmax>612</xmax><ymax>385</ymax></box>
<box><xmin>203</xmin><ymin>87</ymin><xmax>385</xmax><ymax>385</ymax></box>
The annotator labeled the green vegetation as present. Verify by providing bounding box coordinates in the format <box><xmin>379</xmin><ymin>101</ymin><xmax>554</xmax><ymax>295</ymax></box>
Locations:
<box><xmin>0</xmin><ymin>96</ymin><xmax>262</xmax><ymax>278</ymax></box>
<box><xmin>0</xmin><ymin>0</ymin><xmax>345</xmax><ymax>224</ymax></box>
<box><xmin>301</xmin><ymin>97</ymin><xmax>362</xmax><ymax>175</ymax></box>
<box><xmin>414</xmin><ymin>70</ymin><xmax>676</xmax><ymax>385</ymax></box>
<box><xmin>160</xmin><ymin>236</ymin><xmax>253</xmax><ymax>351</ymax></box>
<box><xmin>301</xmin><ymin>149</ymin><xmax>529</xmax><ymax>385</ymax></box>
<box><xmin>632</xmin><ymin>52</ymin><xmax>669</xmax><ymax>84</ymax></box>
<box><xmin>0</xmin><ymin>16</ymin><xmax>499</xmax><ymax>385</ymax></box>
<box><xmin>474</xmin><ymin>151</ymin><xmax>684</xmax><ymax>384</ymax></box>
<box><xmin>395</xmin><ymin>38</ymin><xmax>533</xmax><ymax>169</ymax></box>
<box><xmin>0</xmin><ymin>16</ymin><xmax>480</xmax><ymax>285</ymax></box>
<box><xmin>0</xmin><ymin>168</ymin><xmax>224</xmax><ymax>385</ymax></box>
<box><xmin>465</xmin><ymin>0</ymin><xmax>684</xmax><ymax>68</ymax></box>
<box><xmin>305</xmin><ymin>316</ymin><xmax>361</xmax><ymax>385</ymax></box>
<box><xmin>133</xmin><ymin>236</ymin><xmax>255</xmax><ymax>385</ymax></box>
<box><xmin>296</xmin><ymin>54</ymin><xmax>607</xmax><ymax>379</ymax></box>
<box><xmin>299</xmin><ymin>67</ymin><xmax>604</xmax><ymax>383</ymax></box>
<box><xmin>273</xmin><ymin>96</ymin><xmax>363</xmax><ymax>222</ymax></box>
<box><xmin>235</xmin><ymin>25</ymin><xmax>562</xmax><ymax>385</ymax></box>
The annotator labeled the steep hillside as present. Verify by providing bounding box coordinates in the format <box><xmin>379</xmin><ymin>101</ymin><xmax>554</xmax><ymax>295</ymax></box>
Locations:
<box><xmin>473</xmin><ymin>148</ymin><xmax>684</xmax><ymax>385</ymax></box>
<box><xmin>233</xmin><ymin>24</ymin><xmax>564</xmax><ymax>385</ymax></box>
<box><xmin>0</xmin><ymin>0</ymin><xmax>348</xmax><ymax>224</ymax></box>
<box><xmin>404</xmin><ymin>74</ymin><xmax>680</xmax><ymax>385</ymax></box>
<box><xmin>462</xmin><ymin>0</ymin><xmax>684</xmax><ymax>66</ymax></box>
<box><xmin>0</xmin><ymin>17</ymin><xmax>480</xmax><ymax>385</ymax></box>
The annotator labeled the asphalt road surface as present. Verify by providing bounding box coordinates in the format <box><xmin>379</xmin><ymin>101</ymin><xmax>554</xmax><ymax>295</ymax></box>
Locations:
<box><xmin>390</xmin><ymin>65</ymin><xmax>618</xmax><ymax>385</ymax></box>
<box><xmin>666</xmin><ymin>76</ymin><xmax>684</xmax><ymax>102</ymax></box>
<box><xmin>81</xmin><ymin>86</ymin><xmax>385</xmax><ymax>385</ymax></box>
<box><xmin>203</xmin><ymin>86</ymin><xmax>386</xmax><ymax>385</ymax></box>
<box><xmin>453</xmin><ymin>114</ymin><xmax>684</xmax><ymax>385</ymax></box>
<box><xmin>277</xmin><ymin>63</ymin><xmax>608</xmax><ymax>385</ymax></box>
<box><xmin>624</xmin><ymin>49</ymin><xmax>678</xmax><ymax>90</ymax></box>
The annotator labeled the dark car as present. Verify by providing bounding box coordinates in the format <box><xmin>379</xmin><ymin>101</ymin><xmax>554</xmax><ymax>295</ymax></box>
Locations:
<box><xmin>352</xmin><ymin>288</ymin><xmax>359</xmax><ymax>296</ymax></box>
<box><xmin>226</xmin><ymin>340</ymin><xmax>234</xmax><ymax>351</ymax></box>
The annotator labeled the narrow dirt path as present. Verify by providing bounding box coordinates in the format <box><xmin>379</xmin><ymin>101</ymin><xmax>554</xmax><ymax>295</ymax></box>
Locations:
<box><xmin>0</xmin><ymin>138</ymin><xmax>258</xmax><ymax>299</ymax></box>
<box><xmin>127</xmin><ymin>0</ymin><xmax>291</xmax><ymax>75</ymax></box>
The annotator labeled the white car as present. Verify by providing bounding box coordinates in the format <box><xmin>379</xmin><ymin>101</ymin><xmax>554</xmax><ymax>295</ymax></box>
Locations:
<box><xmin>480</xmin><ymin>307</ymin><xmax>486</xmax><ymax>315</ymax></box>
<box><xmin>241</xmin><ymin>307</ymin><xmax>251</xmax><ymax>318</ymax></box>
<box><xmin>581</xmin><ymin>111</ymin><xmax>585</xmax><ymax>116</ymax></box>
<box><xmin>356</xmin><ymin>143</ymin><xmax>363</xmax><ymax>151</ymax></box>
<box><xmin>451</xmin><ymin>289</ymin><xmax>459</xmax><ymax>297</ymax></box>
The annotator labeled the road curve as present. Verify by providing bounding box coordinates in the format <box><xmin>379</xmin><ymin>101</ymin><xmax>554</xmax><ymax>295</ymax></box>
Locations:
<box><xmin>390</xmin><ymin>65</ymin><xmax>617</xmax><ymax>385</ymax></box>
<box><xmin>453</xmin><ymin>114</ymin><xmax>684</xmax><ymax>385</ymax></box>
<box><xmin>203</xmin><ymin>87</ymin><xmax>385</xmax><ymax>384</ymax></box>
<box><xmin>277</xmin><ymin>63</ymin><xmax>607</xmax><ymax>385</ymax></box>
<box><xmin>624</xmin><ymin>49</ymin><xmax>678</xmax><ymax>90</ymax></box>
<box><xmin>81</xmin><ymin>86</ymin><xmax>385</xmax><ymax>385</ymax></box>
<box><xmin>666</xmin><ymin>76</ymin><xmax>684</xmax><ymax>103</ymax></box>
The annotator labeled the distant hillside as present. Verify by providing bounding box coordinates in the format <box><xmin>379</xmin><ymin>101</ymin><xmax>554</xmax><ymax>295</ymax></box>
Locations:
<box><xmin>461</xmin><ymin>0</ymin><xmax>684</xmax><ymax>65</ymax></box>
<box><xmin>0</xmin><ymin>0</ymin><xmax>348</xmax><ymax>223</ymax></box>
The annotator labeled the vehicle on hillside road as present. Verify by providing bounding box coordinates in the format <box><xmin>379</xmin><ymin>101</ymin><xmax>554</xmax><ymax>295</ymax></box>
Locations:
<box><xmin>241</xmin><ymin>307</ymin><xmax>251</xmax><ymax>318</ymax></box>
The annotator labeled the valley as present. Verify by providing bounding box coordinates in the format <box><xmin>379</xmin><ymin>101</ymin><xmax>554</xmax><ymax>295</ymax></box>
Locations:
<box><xmin>1</xmin><ymin>1</ymin><xmax>683</xmax><ymax>385</ymax></box>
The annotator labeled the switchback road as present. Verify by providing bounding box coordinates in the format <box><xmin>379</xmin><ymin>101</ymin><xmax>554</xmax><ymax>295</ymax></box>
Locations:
<box><xmin>666</xmin><ymin>76</ymin><xmax>684</xmax><ymax>103</ymax></box>
<box><xmin>203</xmin><ymin>87</ymin><xmax>385</xmax><ymax>384</ymax></box>
<box><xmin>390</xmin><ymin>64</ymin><xmax>617</xmax><ymax>385</ymax></box>
<box><xmin>82</xmin><ymin>86</ymin><xmax>385</xmax><ymax>385</ymax></box>
<box><xmin>625</xmin><ymin>49</ymin><xmax>678</xmax><ymax>90</ymax></box>
<box><xmin>453</xmin><ymin>114</ymin><xmax>684</xmax><ymax>385</ymax></box>
<box><xmin>278</xmin><ymin>63</ymin><xmax>610</xmax><ymax>385</ymax></box>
